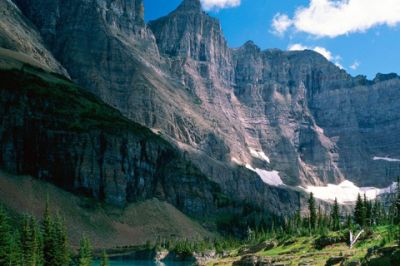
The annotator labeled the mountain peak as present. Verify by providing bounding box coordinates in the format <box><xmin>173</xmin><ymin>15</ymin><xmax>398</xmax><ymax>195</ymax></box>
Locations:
<box><xmin>177</xmin><ymin>0</ymin><xmax>202</xmax><ymax>12</ymax></box>
<box><xmin>243</xmin><ymin>41</ymin><xmax>260</xmax><ymax>50</ymax></box>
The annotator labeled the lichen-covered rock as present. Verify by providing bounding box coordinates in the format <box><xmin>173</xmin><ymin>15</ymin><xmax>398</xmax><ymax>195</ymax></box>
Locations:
<box><xmin>239</xmin><ymin>241</ymin><xmax>277</xmax><ymax>255</ymax></box>
<box><xmin>233</xmin><ymin>255</ymin><xmax>273</xmax><ymax>266</ymax></box>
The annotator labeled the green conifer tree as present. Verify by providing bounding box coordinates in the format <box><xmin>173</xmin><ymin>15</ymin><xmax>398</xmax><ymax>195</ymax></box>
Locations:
<box><xmin>364</xmin><ymin>194</ymin><xmax>372</xmax><ymax>227</ymax></box>
<box><xmin>43</xmin><ymin>200</ymin><xmax>56</xmax><ymax>266</ymax></box>
<box><xmin>395</xmin><ymin>177</ymin><xmax>400</xmax><ymax>224</ymax></box>
<box><xmin>100</xmin><ymin>250</ymin><xmax>109</xmax><ymax>266</ymax></box>
<box><xmin>317</xmin><ymin>205</ymin><xmax>322</xmax><ymax>230</ymax></box>
<box><xmin>53</xmin><ymin>214</ymin><xmax>70</xmax><ymax>266</ymax></box>
<box><xmin>354</xmin><ymin>193</ymin><xmax>365</xmax><ymax>227</ymax></box>
<box><xmin>346</xmin><ymin>213</ymin><xmax>353</xmax><ymax>230</ymax></box>
<box><xmin>331</xmin><ymin>198</ymin><xmax>340</xmax><ymax>231</ymax></box>
<box><xmin>10</xmin><ymin>230</ymin><xmax>23</xmax><ymax>266</ymax></box>
<box><xmin>308</xmin><ymin>192</ymin><xmax>317</xmax><ymax>231</ymax></box>
<box><xmin>395</xmin><ymin>177</ymin><xmax>400</xmax><ymax>244</ymax></box>
<box><xmin>78</xmin><ymin>236</ymin><xmax>92</xmax><ymax>266</ymax></box>
<box><xmin>21</xmin><ymin>216</ymin><xmax>40</xmax><ymax>266</ymax></box>
<box><xmin>0</xmin><ymin>206</ymin><xmax>13</xmax><ymax>265</ymax></box>
<box><xmin>372</xmin><ymin>200</ymin><xmax>381</xmax><ymax>226</ymax></box>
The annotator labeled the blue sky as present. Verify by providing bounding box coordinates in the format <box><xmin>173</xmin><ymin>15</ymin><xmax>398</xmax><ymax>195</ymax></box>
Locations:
<box><xmin>144</xmin><ymin>0</ymin><xmax>400</xmax><ymax>78</ymax></box>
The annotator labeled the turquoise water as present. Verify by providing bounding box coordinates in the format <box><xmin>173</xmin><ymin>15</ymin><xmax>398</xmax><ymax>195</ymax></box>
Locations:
<box><xmin>93</xmin><ymin>260</ymin><xmax>193</xmax><ymax>266</ymax></box>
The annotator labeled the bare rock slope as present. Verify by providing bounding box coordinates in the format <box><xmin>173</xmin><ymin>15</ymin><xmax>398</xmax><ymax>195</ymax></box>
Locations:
<box><xmin>0</xmin><ymin>0</ymin><xmax>67</xmax><ymax>75</ymax></box>
<box><xmin>4</xmin><ymin>0</ymin><xmax>400</xmax><ymax>214</ymax></box>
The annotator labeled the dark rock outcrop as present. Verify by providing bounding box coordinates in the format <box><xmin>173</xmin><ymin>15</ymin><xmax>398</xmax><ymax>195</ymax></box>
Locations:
<box><xmin>325</xmin><ymin>256</ymin><xmax>344</xmax><ymax>266</ymax></box>
<box><xmin>233</xmin><ymin>255</ymin><xmax>273</xmax><ymax>266</ymax></box>
<box><xmin>0</xmin><ymin>64</ymin><xmax>219</xmax><ymax>216</ymax></box>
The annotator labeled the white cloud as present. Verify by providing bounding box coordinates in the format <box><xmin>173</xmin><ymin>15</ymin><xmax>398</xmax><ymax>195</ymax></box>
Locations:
<box><xmin>272</xmin><ymin>13</ymin><xmax>293</xmax><ymax>36</ymax></box>
<box><xmin>350</xmin><ymin>60</ymin><xmax>360</xmax><ymax>70</ymax></box>
<box><xmin>288</xmin><ymin>43</ymin><xmax>308</xmax><ymax>51</ymax></box>
<box><xmin>272</xmin><ymin>0</ymin><xmax>400</xmax><ymax>38</ymax></box>
<box><xmin>201</xmin><ymin>0</ymin><xmax>241</xmax><ymax>10</ymax></box>
<box><xmin>288</xmin><ymin>43</ymin><xmax>343</xmax><ymax>68</ymax></box>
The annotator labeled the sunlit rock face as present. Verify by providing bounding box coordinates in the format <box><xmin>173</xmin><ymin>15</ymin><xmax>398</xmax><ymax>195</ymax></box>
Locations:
<box><xmin>10</xmin><ymin>0</ymin><xmax>400</xmax><ymax>212</ymax></box>
<box><xmin>148</xmin><ymin>0</ymin><xmax>400</xmax><ymax>188</ymax></box>
<box><xmin>0</xmin><ymin>0</ymin><xmax>67</xmax><ymax>75</ymax></box>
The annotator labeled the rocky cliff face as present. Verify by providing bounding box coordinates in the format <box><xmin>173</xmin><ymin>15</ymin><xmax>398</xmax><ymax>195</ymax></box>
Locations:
<box><xmin>231</xmin><ymin>45</ymin><xmax>344</xmax><ymax>185</ymax></box>
<box><xmin>0</xmin><ymin>63</ymin><xmax>220</xmax><ymax>216</ymax></box>
<box><xmin>149</xmin><ymin>1</ymin><xmax>400</xmax><ymax>188</ymax></box>
<box><xmin>310</xmin><ymin>75</ymin><xmax>400</xmax><ymax>186</ymax></box>
<box><xmin>7</xmin><ymin>0</ymin><xmax>400</xmax><ymax>211</ymax></box>
<box><xmin>0</xmin><ymin>0</ymin><xmax>67</xmax><ymax>75</ymax></box>
<box><xmin>9</xmin><ymin>0</ymin><xmax>301</xmax><ymax>215</ymax></box>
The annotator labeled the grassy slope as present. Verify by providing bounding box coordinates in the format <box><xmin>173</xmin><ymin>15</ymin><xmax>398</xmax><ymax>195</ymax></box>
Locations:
<box><xmin>211</xmin><ymin>228</ymin><xmax>399</xmax><ymax>266</ymax></box>
<box><xmin>0</xmin><ymin>170</ymin><xmax>213</xmax><ymax>249</ymax></box>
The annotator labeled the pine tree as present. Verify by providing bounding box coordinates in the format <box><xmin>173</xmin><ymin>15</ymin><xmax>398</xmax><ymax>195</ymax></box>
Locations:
<box><xmin>78</xmin><ymin>236</ymin><xmax>92</xmax><ymax>266</ymax></box>
<box><xmin>331</xmin><ymin>198</ymin><xmax>340</xmax><ymax>231</ymax></box>
<box><xmin>35</xmin><ymin>222</ymin><xmax>44</xmax><ymax>266</ymax></box>
<box><xmin>43</xmin><ymin>201</ymin><xmax>56</xmax><ymax>266</ymax></box>
<box><xmin>346</xmin><ymin>213</ymin><xmax>353</xmax><ymax>230</ymax></box>
<box><xmin>0</xmin><ymin>207</ymin><xmax>13</xmax><ymax>265</ymax></box>
<box><xmin>21</xmin><ymin>216</ymin><xmax>40</xmax><ymax>266</ymax></box>
<box><xmin>10</xmin><ymin>230</ymin><xmax>23</xmax><ymax>266</ymax></box>
<box><xmin>367</xmin><ymin>200</ymin><xmax>373</xmax><ymax>226</ymax></box>
<box><xmin>372</xmin><ymin>200</ymin><xmax>381</xmax><ymax>226</ymax></box>
<box><xmin>294</xmin><ymin>209</ymin><xmax>302</xmax><ymax>230</ymax></box>
<box><xmin>317</xmin><ymin>205</ymin><xmax>322</xmax><ymax>230</ymax></box>
<box><xmin>53</xmin><ymin>214</ymin><xmax>70</xmax><ymax>266</ymax></box>
<box><xmin>100</xmin><ymin>250</ymin><xmax>109</xmax><ymax>266</ymax></box>
<box><xmin>308</xmin><ymin>192</ymin><xmax>317</xmax><ymax>231</ymax></box>
<box><xmin>395</xmin><ymin>177</ymin><xmax>400</xmax><ymax>224</ymax></box>
<box><xmin>354</xmin><ymin>193</ymin><xmax>366</xmax><ymax>227</ymax></box>
<box><xmin>395</xmin><ymin>177</ymin><xmax>400</xmax><ymax>244</ymax></box>
<box><xmin>364</xmin><ymin>194</ymin><xmax>372</xmax><ymax>227</ymax></box>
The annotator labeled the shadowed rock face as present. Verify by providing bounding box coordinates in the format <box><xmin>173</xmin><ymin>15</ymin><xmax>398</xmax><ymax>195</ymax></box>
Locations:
<box><xmin>0</xmin><ymin>66</ymin><xmax>221</xmax><ymax>216</ymax></box>
<box><xmin>7</xmin><ymin>0</ymin><xmax>400</xmax><ymax>214</ymax></box>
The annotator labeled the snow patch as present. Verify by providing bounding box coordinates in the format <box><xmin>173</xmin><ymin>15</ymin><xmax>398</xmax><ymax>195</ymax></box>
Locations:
<box><xmin>373</xmin><ymin>156</ymin><xmax>400</xmax><ymax>162</ymax></box>
<box><xmin>246</xmin><ymin>164</ymin><xmax>284</xmax><ymax>187</ymax></box>
<box><xmin>231</xmin><ymin>157</ymin><xmax>243</xmax><ymax>165</ymax></box>
<box><xmin>315</xmin><ymin>125</ymin><xmax>324</xmax><ymax>135</ymax></box>
<box><xmin>303</xmin><ymin>180</ymin><xmax>397</xmax><ymax>204</ymax></box>
<box><xmin>249</xmin><ymin>148</ymin><xmax>270</xmax><ymax>163</ymax></box>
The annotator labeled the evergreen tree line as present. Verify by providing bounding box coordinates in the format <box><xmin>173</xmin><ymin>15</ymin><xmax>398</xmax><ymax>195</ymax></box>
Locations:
<box><xmin>0</xmin><ymin>202</ymin><xmax>107</xmax><ymax>266</ymax></box>
<box><xmin>246</xmin><ymin>179</ymin><xmax>400</xmax><ymax>244</ymax></box>
<box><xmin>1</xmin><ymin>180</ymin><xmax>400</xmax><ymax>263</ymax></box>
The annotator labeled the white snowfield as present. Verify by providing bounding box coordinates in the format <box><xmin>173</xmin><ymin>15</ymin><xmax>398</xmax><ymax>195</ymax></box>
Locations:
<box><xmin>246</xmin><ymin>164</ymin><xmax>284</xmax><ymax>186</ymax></box>
<box><xmin>303</xmin><ymin>180</ymin><xmax>397</xmax><ymax>204</ymax></box>
<box><xmin>249</xmin><ymin>148</ymin><xmax>270</xmax><ymax>163</ymax></box>
<box><xmin>373</xmin><ymin>156</ymin><xmax>400</xmax><ymax>162</ymax></box>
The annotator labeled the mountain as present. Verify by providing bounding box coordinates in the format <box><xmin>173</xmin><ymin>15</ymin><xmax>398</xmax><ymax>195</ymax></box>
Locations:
<box><xmin>148</xmin><ymin>0</ymin><xmax>400</xmax><ymax>188</ymax></box>
<box><xmin>1</xmin><ymin>0</ymin><xmax>399</xmax><ymax>230</ymax></box>
<box><xmin>0</xmin><ymin>55</ymin><xmax>223</xmax><ymax>215</ymax></box>
<box><xmin>6</xmin><ymin>0</ymin><xmax>300</xmax><ymax>216</ymax></box>
<box><xmin>0</xmin><ymin>0</ymin><xmax>67</xmax><ymax>75</ymax></box>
